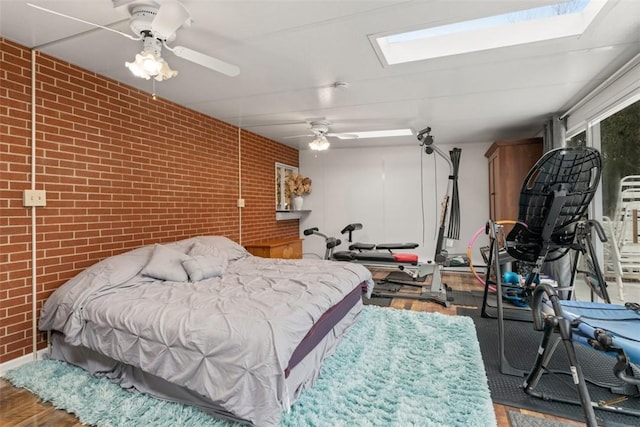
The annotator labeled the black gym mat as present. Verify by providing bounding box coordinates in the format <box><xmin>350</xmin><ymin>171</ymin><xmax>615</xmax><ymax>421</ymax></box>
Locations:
<box><xmin>369</xmin><ymin>277</ymin><xmax>484</xmax><ymax>309</ymax></box>
<box><xmin>384</xmin><ymin>270</ymin><xmax>418</xmax><ymax>282</ymax></box>
<box><xmin>372</xmin><ymin>279</ymin><xmax>483</xmax><ymax>308</ymax></box>
<box><xmin>508</xmin><ymin>411</ymin><xmax>577</xmax><ymax>427</ymax></box>
<box><xmin>362</xmin><ymin>296</ymin><xmax>392</xmax><ymax>307</ymax></box>
<box><xmin>451</xmin><ymin>289</ymin><xmax>484</xmax><ymax>307</ymax></box>
<box><xmin>458</xmin><ymin>307</ymin><xmax>640</xmax><ymax>426</ymax></box>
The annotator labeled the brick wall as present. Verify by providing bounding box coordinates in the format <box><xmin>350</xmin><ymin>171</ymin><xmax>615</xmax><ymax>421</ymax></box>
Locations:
<box><xmin>0</xmin><ymin>38</ymin><xmax>300</xmax><ymax>363</ymax></box>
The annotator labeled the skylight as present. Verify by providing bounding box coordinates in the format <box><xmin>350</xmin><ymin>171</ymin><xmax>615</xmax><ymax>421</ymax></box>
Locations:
<box><xmin>371</xmin><ymin>0</ymin><xmax>606</xmax><ymax>65</ymax></box>
<box><xmin>336</xmin><ymin>129</ymin><xmax>414</xmax><ymax>139</ymax></box>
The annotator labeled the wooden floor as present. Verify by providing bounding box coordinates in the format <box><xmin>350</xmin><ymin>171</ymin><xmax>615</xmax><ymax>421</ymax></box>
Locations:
<box><xmin>0</xmin><ymin>271</ymin><xmax>585</xmax><ymax>427</ymax></box>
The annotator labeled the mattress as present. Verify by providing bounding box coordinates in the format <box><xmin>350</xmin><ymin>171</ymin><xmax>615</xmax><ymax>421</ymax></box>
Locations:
<box><xmin>48</xmin><ymin>299</ymin><xmax>363</xmax><ymax>424</ymax></box>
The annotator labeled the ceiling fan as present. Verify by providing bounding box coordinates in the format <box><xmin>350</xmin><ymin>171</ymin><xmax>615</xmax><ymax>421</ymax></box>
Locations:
<box><xmin>287</xmin><ymin>121</ymin><xmax>358</xmax><ymax>151</ymax></box>
<box><xmin>28</xmin><ymin>1</ymin><xmax>240</xmax><ymax>81</ymax></box>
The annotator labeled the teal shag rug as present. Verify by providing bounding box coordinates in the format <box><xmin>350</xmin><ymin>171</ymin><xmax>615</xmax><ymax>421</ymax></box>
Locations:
<box><xmin>3</xmin><ymin>306</ymin><xmax>496</xmax><ymax>427</ymax></box>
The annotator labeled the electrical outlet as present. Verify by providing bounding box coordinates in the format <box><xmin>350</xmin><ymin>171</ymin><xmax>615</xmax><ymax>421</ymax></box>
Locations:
<box><xmin>23</xmin><ymin>190</ymin><xmax>47</xmax><ymax>207</ymax></box>
<box><xmin>237</xmin><ymin>199</ymin><xmax>245</xmax><ymax>208</ymax></box>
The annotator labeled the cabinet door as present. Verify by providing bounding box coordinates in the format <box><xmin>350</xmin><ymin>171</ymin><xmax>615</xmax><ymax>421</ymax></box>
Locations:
<box><xmin>271</xmin><ymin>243</ymin><xmax>294</xmax><ymax>259</ymax></box>
<box><xmin>485</xmin><ymin>138</ymin><xmax>543</xmax><ymax>227</ymax></box>
<box><xmin>488</xmin><ymin>154</ymin><xmax>497</xmax><ymax>220</ymax></box>
<box><xmin>274</xmin><ymin>241</ymin><xmax>302</xmax><ymax>259</ymax></box>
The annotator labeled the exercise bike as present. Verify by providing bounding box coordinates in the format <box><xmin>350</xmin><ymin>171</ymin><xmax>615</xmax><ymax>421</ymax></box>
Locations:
<box><xmin>302</xmin><ymin>227</ymin><xmax>343</xmax><ymax>260</ymax></box>
<box><xmin>303</xmin><ymin>224</ymin><xmax>452</xmax><ymax>307</ymax></box>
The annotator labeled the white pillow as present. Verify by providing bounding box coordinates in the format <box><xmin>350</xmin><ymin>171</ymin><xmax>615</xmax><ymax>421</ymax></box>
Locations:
<box><xmin>186</xmin><ymin>242</ymin><xmax>229</xmax><ymax>280</ymax></box>
<box><xmin>182</xmin><ymin>254</ymin><xmax>227</xmax><ymax>282</ymax></box>
<box><xmin>141</xmin><ymin>244</ymin><xmax>190</xmax><ymax>282</ymax></box>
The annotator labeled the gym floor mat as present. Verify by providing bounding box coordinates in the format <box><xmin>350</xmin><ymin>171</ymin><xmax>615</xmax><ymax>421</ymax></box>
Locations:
<box><xmin>459</xmin><ymin>307</ymin><xmax>640</xmax><ymax>427</ymax></box>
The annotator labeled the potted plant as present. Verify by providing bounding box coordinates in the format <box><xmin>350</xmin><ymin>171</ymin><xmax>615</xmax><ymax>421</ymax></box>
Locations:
<box><xmin>285</xmin><ymin>173</ymin><xmax>312</xmax><ymax>210</ymax></box>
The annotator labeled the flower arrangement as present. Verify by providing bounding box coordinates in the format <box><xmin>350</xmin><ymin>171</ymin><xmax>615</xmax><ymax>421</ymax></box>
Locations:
<box><xmin>286</xmin><ymin>173</ymin><xmax>312</xmax><ymax>197</ymax></box>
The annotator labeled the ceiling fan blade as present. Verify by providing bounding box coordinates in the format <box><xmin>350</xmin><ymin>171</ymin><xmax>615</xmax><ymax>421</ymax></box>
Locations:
<box><xmin>152</xmin><ymin>0</ymin><xmax>191</xmax><ymax>40</ymax></box>
<box><xmin>170</xmin><ymin>45</ymin><xmax>240</xmax><ymax>77</ymax></box>
<box><xmin>327</xmin><ymin>133</ymin><xmax>358</xmax><ymax>139</ymax></box>
<box><xmin>27</xmin><ymin>3</ymin><xmax>140</xmax><ymax>41</ymax></box>
<box><xmin>283</xmin><ymin>134</ymin><xmax>314</xmax><ymax>139</ymax></box>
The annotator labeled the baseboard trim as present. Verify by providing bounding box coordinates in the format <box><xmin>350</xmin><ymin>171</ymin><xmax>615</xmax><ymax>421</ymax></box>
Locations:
<box><xmin>0</xmin><ymin>350</ymin><xmax>47</xmax><ymax>376</ymax></box>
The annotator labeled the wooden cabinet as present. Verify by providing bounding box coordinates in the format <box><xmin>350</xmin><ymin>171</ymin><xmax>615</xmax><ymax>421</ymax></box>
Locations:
<box><xmin>485</xmin><ymin>138</ymin><xmax>543</xmax><ymax>228</ymax></box>
<box><xmin>245</xmin><ymin>237</ymin><xmax>303</xmax><ymax>259</ymax></box>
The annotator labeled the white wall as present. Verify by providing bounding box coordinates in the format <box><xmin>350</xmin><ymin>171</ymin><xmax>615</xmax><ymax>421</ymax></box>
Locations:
<box><xmin>299</xmin><ymin>141</ymin><xmax>492</xmax><ymax>265</ymax></box>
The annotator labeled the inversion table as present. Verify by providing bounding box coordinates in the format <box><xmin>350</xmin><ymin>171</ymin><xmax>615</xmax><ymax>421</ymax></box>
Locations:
<box><xmin>525</xmin><ymin>283</ymin><xmax>640</xmax><ymax>427</ymax></box>
<box><xmin>482</xmin><ymin>146</ymin><xmax>608</xmax><ymax>376</ymax></box>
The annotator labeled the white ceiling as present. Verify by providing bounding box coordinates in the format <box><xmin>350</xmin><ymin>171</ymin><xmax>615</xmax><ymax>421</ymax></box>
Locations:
<box><xmin>1</xmin><ymin>0</ymin><xmax>639</xmax><ymax>150</ymax></box>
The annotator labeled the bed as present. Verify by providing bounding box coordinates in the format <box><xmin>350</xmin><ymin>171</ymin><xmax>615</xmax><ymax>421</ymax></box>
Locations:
<box><xmin>39</xmin><ymin>236</ymin><xmax>374</xmax><ymax>426</ymax></box>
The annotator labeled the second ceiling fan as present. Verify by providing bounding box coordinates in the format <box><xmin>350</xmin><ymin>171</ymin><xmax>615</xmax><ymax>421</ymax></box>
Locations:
<box><xmin>288</xmin><ymin>121</ymin><xmax>357</xmax><ymax>151</ymax></box>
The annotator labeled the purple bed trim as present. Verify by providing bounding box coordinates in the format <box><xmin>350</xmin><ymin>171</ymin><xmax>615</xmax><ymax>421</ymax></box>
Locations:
<box><xmin>284</xmin><ymin>281</ymin><xmax>366</xmax><ymax>378</ymax></box>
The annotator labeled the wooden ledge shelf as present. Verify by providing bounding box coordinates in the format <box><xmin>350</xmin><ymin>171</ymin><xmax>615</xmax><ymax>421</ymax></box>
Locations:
<box><xmin>276</xmin><ymin>210</ymin><xmax>311</xmax><ymax>221</ymax></box>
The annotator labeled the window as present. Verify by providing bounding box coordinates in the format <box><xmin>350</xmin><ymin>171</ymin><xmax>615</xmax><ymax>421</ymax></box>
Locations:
<box><xmin>566</xmin><ymin>99</ymin><xmax>640</xmax><ymax>218</ymax></box>
<box><xmin>371</xmin><ymin>0</ymin><xmax>605</xmax><ymax>65</ymax></box>
<box><xmin>566</xmin><ymin>130</ymin><xmax>586</xmax><ymax>147</ymax></box>
<box><xmin>597</xmin><ymin>99</ymin><xmax>640</xmax><ymax>218</ymax></box>
<box><xmin>564</xmin><ymin>53</ymin><xmax>640</xmax><ymax>287</ymax></box>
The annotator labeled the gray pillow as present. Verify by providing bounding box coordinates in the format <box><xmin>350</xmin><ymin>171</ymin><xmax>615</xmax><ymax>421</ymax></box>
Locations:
<box><xmin>189</xmin><ymin>236</ymin><xmax>248</xmax><ymax>261</ymax></box>
<box><xmin>189</xmin><ymin>241</ymin><xmax>220</xmax><ymax>257</ymax></box>
<box><xmin>141</xmin><ymin>244</ymin><xmax>190</xmax><ymax>282</ymax></box>
<box><xmin>182</xmin><ymin>254</ymin><xmax>228</xmax><ymax>282</ymax></box>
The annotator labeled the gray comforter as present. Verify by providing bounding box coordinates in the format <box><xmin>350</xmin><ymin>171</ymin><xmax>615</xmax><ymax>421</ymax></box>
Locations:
<box><xmin>39</xmin><ymin>236</ymin><xmax>374</xmax><ymax>426</ymax></box>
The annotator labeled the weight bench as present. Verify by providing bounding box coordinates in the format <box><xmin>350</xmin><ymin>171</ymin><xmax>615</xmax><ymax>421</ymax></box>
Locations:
<box><xmin>304</xmin><ymin>223</ymin><xmax>451</xmax><ymax>307</ymax></box>
<box><xmin>333</xmin><ymin>242</ymin><xmax>420</xmax><ymax>265</ymax></box>
<box><xmin>333</xmin><ymin>223</ymin><xmax>420</xmax><ymax>266</ymax></box>
<box><xmin>334</xmin><ymin>223</ymin><xmax>451</xmax><ymax>306</ymax></box>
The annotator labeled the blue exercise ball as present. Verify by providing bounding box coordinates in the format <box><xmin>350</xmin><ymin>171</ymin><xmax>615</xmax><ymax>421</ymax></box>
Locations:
<box><xmin>502</xmin><ymin>271</ymin><xmax>520</xmax><ymax>284</ymax></box>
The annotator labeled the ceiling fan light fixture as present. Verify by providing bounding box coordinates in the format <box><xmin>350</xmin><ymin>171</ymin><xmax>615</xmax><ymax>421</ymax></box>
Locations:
<box><xmin>156</xmin><ymin>57</ymin><xmax>178</xmax><ymax>81</ymax></box>
<box><xmin>125</xmin><ymin>50</ymin><xmax>178</xmax><ymax>81</ymax></box>
<box><xmin>125</xmin><ymin>33</ymin><xmax>178</xmax><ymax>81</ymax></box>
<box><xmin>309</xmin><ymin>134</ymin><xmax>330</xmax><ymax>151</ymax></box>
